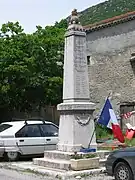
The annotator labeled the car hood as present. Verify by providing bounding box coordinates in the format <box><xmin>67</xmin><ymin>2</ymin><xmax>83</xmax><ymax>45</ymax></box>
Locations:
<box><xmin>113</xmin><ymin>147</ymin><xmax>135</xmax><ymax>153</ymax></box>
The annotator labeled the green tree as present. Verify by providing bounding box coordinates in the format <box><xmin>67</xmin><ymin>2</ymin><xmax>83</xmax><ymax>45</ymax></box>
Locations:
<box><xmin>0</xmin><ymin>21</ymin><xmax>65</xmax><ymax>112</ymax></box>
<box><xmin>55</xmin><ymin>19</ymin><xmax>68</xmax><ymax>29</ymax></box>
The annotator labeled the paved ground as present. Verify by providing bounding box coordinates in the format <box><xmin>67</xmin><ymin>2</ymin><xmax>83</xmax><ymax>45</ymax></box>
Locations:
<box><xmin>0</xmin><ymin>168</ymin><xmax>114</xmax><ymax>180</ymax></box>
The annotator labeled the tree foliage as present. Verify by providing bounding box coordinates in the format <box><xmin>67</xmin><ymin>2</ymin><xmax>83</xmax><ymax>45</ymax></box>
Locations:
<box><xmin>0</xmin><ymin>21</ymin><xmax>66</xmax><ymax>112</ymax></box>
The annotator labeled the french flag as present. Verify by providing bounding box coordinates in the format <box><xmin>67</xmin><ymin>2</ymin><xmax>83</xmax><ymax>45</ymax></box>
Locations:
<box><xmin>98</xmin><ymin>98</ymin><xmax>125</xmax><ymax>143</ymax></box>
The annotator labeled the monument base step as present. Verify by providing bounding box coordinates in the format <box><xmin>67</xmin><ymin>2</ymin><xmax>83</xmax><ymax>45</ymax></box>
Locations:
<box><xmin>33</xmin><ymin>157</ymin><xmax>103</xmax><ymax>171</ymax></box>
<box><xmin>33</xmin><ymin>150</ymin><xmax>108</xmax><ymax>171</ymax></box>
<box><xmin>97</xmin><ymin>150</ymin><xmax>110</xmax><ymax>159</ymax></box>
<box><xmin>99</xmin><ymin>159</ymin><xmax>107</xmax><ymax>167</ymax></box>
<box><xmin>33</xmin><ymin>157</ymin><xmax>71</xmax><ymax>171</ymax></box>
<box><xmin>44</xmin><ymin>150</ymin><xmax>74</xmax><ymax>161</ymax></box>
<box><xmin>0</xmin><ymin>161</ymin><xmax>106</xmax><ymax>180</ymax></box>
<box><xmin>43</xmin><ymin>150</ymin><xmax>110</xmax><ymax>160</ymax></box>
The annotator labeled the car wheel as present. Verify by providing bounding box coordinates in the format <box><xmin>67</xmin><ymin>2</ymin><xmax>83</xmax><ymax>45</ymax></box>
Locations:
<box><xmin>6</xmin><ymin>152</ymin><xmax>20</xmax><ymax>161</ymax></box>
<box><xmin>114</xmin><ymin>162</ymin><xmax>134</xmax><ymax>180</ymax></box>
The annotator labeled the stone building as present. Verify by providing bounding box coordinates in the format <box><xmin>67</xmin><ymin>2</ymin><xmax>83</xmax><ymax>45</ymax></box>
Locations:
<box><xmin>84</xmin><ymin>11</ymin><xmax>135</xmax><ymax>128</ymax></box>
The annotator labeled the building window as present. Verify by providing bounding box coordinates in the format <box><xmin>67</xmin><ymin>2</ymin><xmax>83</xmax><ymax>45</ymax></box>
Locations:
<box><xmin>87</xmin><ymin>56</ymin><xmax>90</xmax><ymax>65</ymax></box>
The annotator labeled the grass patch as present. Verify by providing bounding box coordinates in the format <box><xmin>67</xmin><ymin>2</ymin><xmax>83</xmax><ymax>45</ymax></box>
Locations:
<box><xmin>125</xmin><ymin>138</ymin><xmax>135</xmax><ymax>147</ymax></box>
<box><xmin>96</xmin><ymin>124</ymin><xmax>113</xmax><ymax>140</ymax></box>
<box><xmin>98</xmin><ymin>146</ymin><xmax>116</xmax><ymax>151</ymax></box>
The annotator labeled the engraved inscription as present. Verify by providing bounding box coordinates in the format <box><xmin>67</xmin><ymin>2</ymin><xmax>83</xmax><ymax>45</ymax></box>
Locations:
<box><xmin>74</xmin><ymin>37</ymin><xmax>87</xmax><ymax>72</ymax></box>
<box><xmin>75</xmin><ymin>71</ymin><xmax>88</xmax><ymax>97</ymax></box>
<box><xmin>74</xmin><ymin>36</ymin><xmax>89</xmax><ymax>97</ymax></box>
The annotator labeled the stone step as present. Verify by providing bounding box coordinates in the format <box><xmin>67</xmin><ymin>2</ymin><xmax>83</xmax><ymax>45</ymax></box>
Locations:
<box><xmin>33</xmin><ymin>157</ymin><xmax>71</xmax><ymax>171</ymax></box>
<box><xmin>44</xmin><ymin>150</ymin><xmax>110</xmax><ymax>161</ymax></box>
<box><xmin>99</xmin><ymin>158</ymin><xmax>107</xmax><ymax>167</ymax></box>
<box><xmin>44</xmin><ymin>150</ymin><xmax>74</xmax><ymax>161</ymax></box>
<box><xmin>97</xmin><ymin>150</ymin><xmax>110</xmax><ymax>159</ymax></box>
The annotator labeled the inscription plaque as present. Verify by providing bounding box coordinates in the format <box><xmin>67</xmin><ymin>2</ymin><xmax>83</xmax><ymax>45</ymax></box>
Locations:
<box><xmin>74</xmin><ymin>36</ymin><xmax>88</xmax><ymax>98</ymax></box>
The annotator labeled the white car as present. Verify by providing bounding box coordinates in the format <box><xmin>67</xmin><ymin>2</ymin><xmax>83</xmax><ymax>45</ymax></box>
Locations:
<box><xmin>0</xmin><ymin>118</ymin><xmax>59</xmax><ymax>161</ymax></box>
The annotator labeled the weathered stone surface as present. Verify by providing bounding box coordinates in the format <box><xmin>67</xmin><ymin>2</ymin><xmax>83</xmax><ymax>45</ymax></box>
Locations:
<box><xmin>57</xmin><ymin>102</ymin><xmax>96</xmax><ymax>111</ymax></box>
<box><xmin>70</xmin><ymin>157</ymin><xmax>99</xmax><ymax>171</ymax></box>
<box><xmin>33</xmin><ymin>157</ymin><xmax>71</xmax><ymax>171</ymax></box>
<box><xmin>99</xmin><ymin>159</ymin><xmax>106</xmax><ymax>167</ymax></box>
<box><xmin>57</xmin><ymin>9</ymin><xmax>97</xmax><ymax>152</ymax></box>
<box><xmin>57</xmin><ymin>108</ymin><xmax>97</xmax><ymax>151</ymax></box>
<box><xmin>43</xmin><ymin>150</ymin><xmax>110</xmax><ymax>160</ymax></box>
<box><xmin>63</xmin><ymin>30</ymin><xmax>90</xmax><ymax>103</ymax></box>
<box><xmin>97</xmin><ymin>150</ymin><xmax>110</xmax><ymax>159</ymax></box>
<box><xmin>0</xmin><ymin>162</ymin><xmax>109</xmax><ymax>180</ymax></box>
<box><xmin>44</xmin><ymin>150</ymin><xmax>74</xmax><ymax>160</ymax></box>
<box><xmin>34</xmin><ymin>151</ymin><xmax>102</xmax><ymax>171</ymax></box>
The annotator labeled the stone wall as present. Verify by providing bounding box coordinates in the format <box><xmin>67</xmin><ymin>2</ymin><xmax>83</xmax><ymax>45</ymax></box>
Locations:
<box><xmin>86</xmin><ymin>19</ymin><xmax>135</xmax><ymax>116</ymax></box>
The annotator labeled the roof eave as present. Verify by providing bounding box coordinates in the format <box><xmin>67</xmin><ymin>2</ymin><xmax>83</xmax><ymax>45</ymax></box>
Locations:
<box><xmin>84</xmin><ymin>13</ymin><xmax>135</xmax><ymax>33</ymax></box>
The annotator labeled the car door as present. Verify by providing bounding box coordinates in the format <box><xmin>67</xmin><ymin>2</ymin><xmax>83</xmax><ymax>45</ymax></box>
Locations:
<box><xmin>39</xmin><ymin>124</ymin><xmax>59</xmax><ymax>151</ymax></box>
<box><xmin>15</xmin><ymin>124</ymin><xmax>45</xmax><ymax>155</ymax></box>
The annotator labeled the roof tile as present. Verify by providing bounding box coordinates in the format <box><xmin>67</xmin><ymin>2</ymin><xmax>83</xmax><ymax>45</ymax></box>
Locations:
<box><xmin>84</xmin><ymin>11</ymin><xmax>135</xmax><ymax>32</ymax></box>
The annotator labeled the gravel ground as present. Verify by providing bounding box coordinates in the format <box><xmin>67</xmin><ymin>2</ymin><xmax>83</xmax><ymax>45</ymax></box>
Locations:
<box><xmin>0</xmin><ymin>168</ymin><xmax>114</xmax><ymax>180</ymax></box>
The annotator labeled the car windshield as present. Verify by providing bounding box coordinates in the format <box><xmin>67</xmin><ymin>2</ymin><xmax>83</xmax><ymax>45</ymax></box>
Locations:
<box><xmin>0</xmin><ymin>124</ymin><xmax>12</xmax><ymax>133</ymax></box>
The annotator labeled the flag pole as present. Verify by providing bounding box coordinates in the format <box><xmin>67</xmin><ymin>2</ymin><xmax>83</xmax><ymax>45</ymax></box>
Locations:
<box><xmin>88</xmin><ymin>119</ymin><xmax>98</xmax><ymax>148</ymax></box>
<box><xmin>88</xmin><ymin>93</ymin><xmax>112</xmax><ymax>149</ymax></box>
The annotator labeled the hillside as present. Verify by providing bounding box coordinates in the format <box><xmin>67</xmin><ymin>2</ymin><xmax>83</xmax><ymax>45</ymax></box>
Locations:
<box><xmin>79</xmin><ymin>0</ymin><xmax>135</xmax><ymax>25</ymax></box>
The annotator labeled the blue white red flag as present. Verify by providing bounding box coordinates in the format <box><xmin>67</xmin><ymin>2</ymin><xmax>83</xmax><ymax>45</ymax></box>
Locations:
<box><xmin>98</xmin><ymin>98</ymin><xmax>125</xmax><ymax>143</ymax></box>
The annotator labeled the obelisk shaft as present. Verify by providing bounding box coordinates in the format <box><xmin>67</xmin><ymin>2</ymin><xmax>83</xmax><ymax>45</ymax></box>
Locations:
<box><xmin>63</xmin><ymin>30</ymin><xmax>90</xmax><ymax>103</ymax></box>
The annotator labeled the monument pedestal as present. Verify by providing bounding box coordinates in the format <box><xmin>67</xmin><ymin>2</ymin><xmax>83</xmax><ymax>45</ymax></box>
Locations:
<box><xmin>33</xmin><ymin>102</ymin><xmax>97</xmax><ymax>171</ymax></box>
<box><xmin>57</xmin><ymin>102</ymin><xmax>97</xmax><ymax>152</ymax></box>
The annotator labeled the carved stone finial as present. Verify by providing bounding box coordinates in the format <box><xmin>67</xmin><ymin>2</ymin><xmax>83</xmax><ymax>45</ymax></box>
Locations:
<box><xmin>69</xmin><ymin>9</ymin><xmax>79</xmax><ymax>25</ymax></box>
<box><xmin>67</xmin><ymin>9</ymin><xmax>84</xmax><ymax>32</ymax></box>
<box><xmin>72</xmin><ymin>9</ymin><xmax>78</xmax><ymax>16</ymax></box>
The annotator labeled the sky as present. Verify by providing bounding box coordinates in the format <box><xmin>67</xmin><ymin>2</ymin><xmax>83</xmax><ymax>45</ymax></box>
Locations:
<box><xmin>0</xmin><ymin>0</ymin><xmax>106</xmax><ymax>33</ymax></box>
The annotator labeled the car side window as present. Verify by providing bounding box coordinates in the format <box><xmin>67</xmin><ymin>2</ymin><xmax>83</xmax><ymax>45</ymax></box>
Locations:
<box><xmin>40</xmin><ymin>124</ymin><xmax>58</xmax><ymax>137</ymax></box>
<box><xmin>15</xmin><ymin>125</ymin><xmax>41</xmax><ymax>138</ymax></box>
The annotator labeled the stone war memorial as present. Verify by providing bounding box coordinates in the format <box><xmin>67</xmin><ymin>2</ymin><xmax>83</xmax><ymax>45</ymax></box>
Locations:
<box><xmin>33</xmin><ymin>9</ymin><xmax>105</xmax><ymax>175</ymax></box>
<box><xmin>57</xmin><ymin>8</ymin><xmax>97</xmax><ymax>152</ymax></box>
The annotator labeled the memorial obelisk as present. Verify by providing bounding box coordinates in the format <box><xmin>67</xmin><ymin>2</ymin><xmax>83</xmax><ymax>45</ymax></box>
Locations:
<box><xmin>57</xmin><ymin>9</ymin><xmax>97</xmax><ymax>152</ymax></box>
